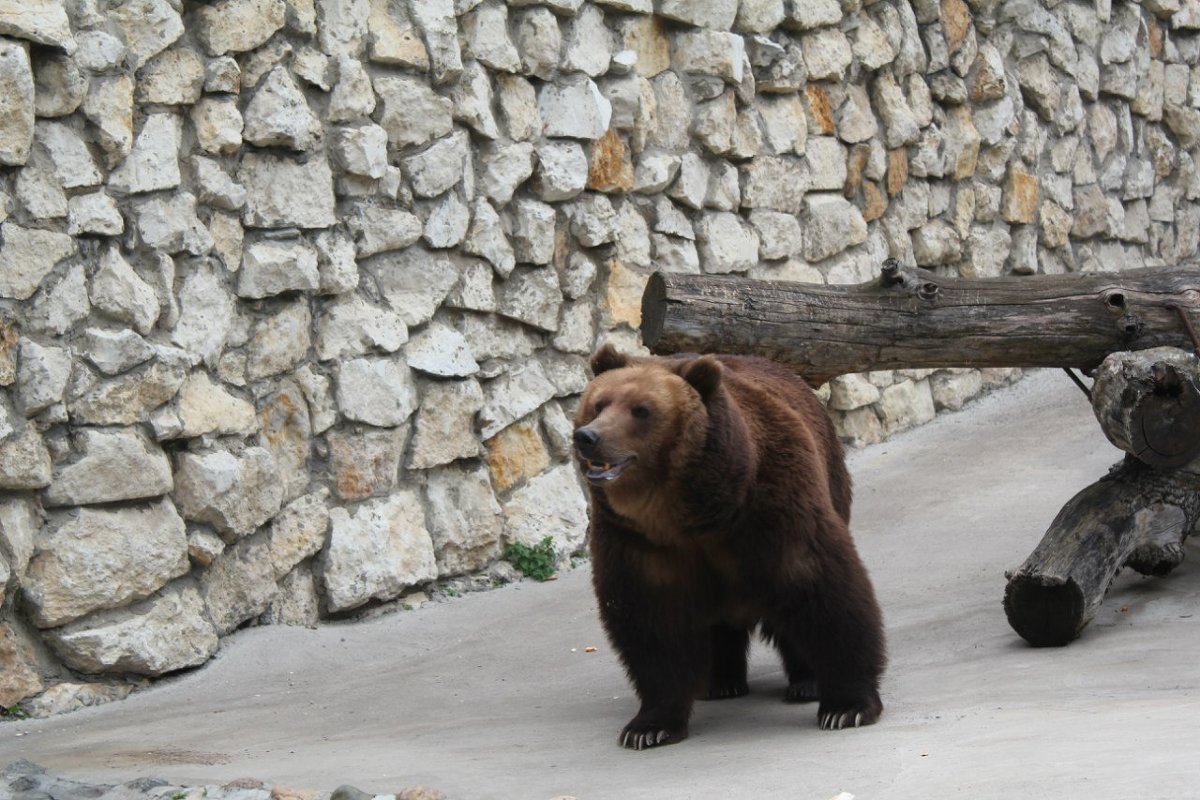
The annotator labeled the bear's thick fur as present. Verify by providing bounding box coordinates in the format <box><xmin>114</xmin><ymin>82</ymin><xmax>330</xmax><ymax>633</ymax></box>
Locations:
<box><xmin>573</xmin><ymin>344</ymin><xmax>886</xmax><ymax>750</ymax></box>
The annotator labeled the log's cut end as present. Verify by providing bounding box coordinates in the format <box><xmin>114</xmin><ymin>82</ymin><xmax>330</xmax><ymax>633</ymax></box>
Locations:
<box><xmin>640</xmin><ymin>272</ymin><xmax>667</xmax><ymax>351</ymax></box>
<box><xmin>1003</xmin><ymin>574</ymin><xmax>1087</xmax><ymax>647</ymax></box>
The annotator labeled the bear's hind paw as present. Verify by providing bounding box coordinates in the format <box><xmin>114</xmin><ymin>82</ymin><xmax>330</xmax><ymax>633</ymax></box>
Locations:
<box><xmin>704</xmin><ymin>680</ymin><xmax>749</xmax><ymax>700</ymax></box>
<box><xmin>619</xmin><ymin>721</ymin><xmax>687</xmax><ymax>750</ymax></box>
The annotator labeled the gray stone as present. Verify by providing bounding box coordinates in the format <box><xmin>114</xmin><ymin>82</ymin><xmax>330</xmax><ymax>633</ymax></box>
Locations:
<box><xmin>191</xmin><ymin>96</ymin><xmax>244</xmax><ymax>155</ymax></box>
<box><xmin>80</xmin><ymin>328</ymin><xmax>153</xmax><ymax>376</ymax></box>
<box><xmin>44</xmin><ymin>427</ymin><xmax>172</xmax><ymax>507</ymax></box>
<box><xmin>0</xmin><ymin>39</ymin><xmax>34</xmax><ymax>166</ymax></box>
<box><xmin>23</xmin><ymin>499</ymin><xmax>188</xmax><ymax>628</ymax></box>
<box><xmin>322</xmin><ymin>490</ymin><xmax>438</xmax><ymax>613</ymax></box>
<box><xmin>46</xmin><ymin>581</ymin><xmax>218</xmax><ymax>676</ymax></box>
<box><xmin>329</xmin><ymin>56</ymin><xmax>375</xmax><ymax>121</ymax></box>
<box><xmin>191</xmin><ymin>157</ymin><xmax>248</xmax><ymax>211</ymax></box>
<box><xmin>481</xmin><ymin>141</ymin><xmax>535</xmax><ymax>205</ymax></box>
<box><xmin>372</xmin><ymin>247</ymin><xmax>460</xmax><ymax>326</ymax></box>
<box><xmin>534</xmin><ymin>141</ymin><xmax>589</xmax><ymax>201</ymax></box>
<box><xmin>912</xmin><ymin>220</ymin><xmax>964</xmax><ymax>267</ymax></box>
<box><xmin>513</xmin><ymin>7</ymin><xmax>561</xmax><ymax>80</ymax></box>
<box><xmin>31</xmin><ymin>51</ymin><xmax>85</xmax><ymax>118</ymax></box>
<box><xmin>502</xmin><ymin>463</ymin><xmax>588</xmax><ymax>555</ymax></box>
<box><xmin>930</xmin><ymin>369</ymin><xmax>984</xmax><ymax>411</ymax></box>
<box><xmin>749</xmin><ymin>209</ymin><xmax>803</xmax><ymax>260</ymax></box>
<box><xmin>170</xmin><ymin>371</ymin><xmax>258</xmax><ymax>439</ymax></box>
<box><xmin>196</xmin><ymin>0</ymin><xmax>287</xmax><ymax>55</ymax></box>
<box><xmin>423</xmin><ymin>192</ymin><xmax>471</xmax><ymax>249</ymax></box>
<box><xmin>497</xmin><ymin>74</ymin><xmax>541</xmax><ymax>141</ymax></box>
<box><xmin>316</xmin><ymin>0</ymin><xmax>369</xmax><ymax>56</ymax></box>
<box><xmin>314</xmin><ymin>229</ymin><xmax>360</xmax><ymax>295</ymax></box>
<box><xmin>562</xmin><ymin>3</ymin><xmax>611</xmax><ymax>76</ymax></box>
<box><xmin>199</xmin><ymin>533</ymin><xmax>277</xmax><ymax>635</ymax></box>
<box><xmin>69</xmin><ymin>359</ymin><xmax>186</xmax><ymax>427</ymax></box>
<box><xmin>404</xmin><ymin>131</ymin><xmax>469</xmax><ymax>198</ymax></box>
<box><xmin>567</xmin><ymin>193</ymin><xmax>618</xmax><ymax>246</ymax></box>
<box><xmin>829</xmin><ymin>374</ymin><xmax>881</xmax><ymax>411</ymax></box>
<box><xmin>697</xmin><ymin>212</ymin><xmax>759</xmax><ymax>274</ymax></box>
<box><xmin>464</xmin><ymin>1</ymin><xmax>521</xmax><ymax>72</ymax></box>
<box><xmin>373</xmin><ymin>74</ymin><xmax>453</xmax><ymax>148</ymax></box>
<box><xmin>0</xmin><ymin>0</ymin><xmax>72</xmax><ymax>49</ymax></box>
<box><xmin>658</xmin><ymin>0</ymin><xmax>737</xmax><ymax>30</ymax></box>
<box><xmin>0</xmin><ymin>223</ymin><xmax>76</xmax><ymax>301</ymax></box>
<box><xmin>366</xmin><ymin>0</ymin><xmax>427</xmax><ymax>68</ymax></box>
<box><xmin>239</xmin><ymin>152</ymin><xmax>336</xmax><ymax>228</ymax></box>
<box><xmin>741</xmin><ymin>155</ymin><xmax>807</xmax><ymax>213</ymax></box>
<box><xmin>16</xmin><ymin>339</ymin><xmax>70</xmax><ymax>418</ymax></box>
<box><xmin>406</xmin><ymin>322</ymin><xmax>479</xmax><ymax>377</ymax></box>
<box><xmin>538</xmin><ymin>78</ymin><xmax>612</xmax><ymax>140</ymax></box>
<box><xmin>409</xmin><ymin>0</ymin><xmax>461</xmax><ymax>84</ymax></box>
<box><xmin>803</xmin><ymin>194</ymin><xmax>868</xmax><ymax>262</ymax></box>
<box><xmin>245</xmin><ymin>300</ymin><xmax>311</xmax><ymax>381</ymax></box>
<box><xmin>511</xmin><ymin>198</ymin><xmax>557</xmax><ymax>264</ymax></box>
<box><xmin>108</xmin><ymin>113</ymin><xmax>182</xmax><ymax>194</ymax></box>
<box><xmin>424</xmin><ymin>463</ymin><xmax>502</xmax><ymax>576</ymax></box>
<box><xmin>239</xmin><ymin>238</ymin><xmax>320</xmax><ymax>299</ymax></box>
<box><xmin>67</xmin><ymin>192</ymin><xmax>124</xmax><ymax>236</ymax></box>
<box><xmin>498</xmin><ymin>265</ymin><xmax>563</xmax><ymax>331</ymax></box>
<box><xmin>36</xmin><ymin>120</ymin><xmax>101</xmax><ymax>188</ymax></box>
<box><xmin>879</xmin><ymin>378</ymin><xmax>937</xmax><ymax>435</ymax></box>
<box><xmin>315</xmin><ymin>293</ymin><xmax>408</xmax><ymax>360</ymax></box>
<box><xmin>170</xmin><ymin>265</ymin><xmax>235</xmax><ymax>365</ymax></box>
<box><xmin>336</xmin><ymin>357</ymin><xmax>418</xmax><ymax>427</ymax></box>
<box><xmin>408</xmin><ymin>378</ymin><xmax>485</xmax><ymax>468</ymax></box>
<box><xmin>136</xmin><ymin>48</ymin><xmax>206</xmax><ymax>105</ymax></box>
<box><xmin>268</xmin><ymin>490</ymin><xmax>329</xmax><ymax>579</ymax></box>
<box><xmin>479</xmin><ymin>360</ymin><xmax>557</xmax><ymax>438</ymax></box>
<box><xmin>243</xmin><ymin>66</ymin><xmax>322</xmax><ymax>151</ymax></box>
<box><xmin>330</xmin><ymin>124</ymin><xmax>389</xmax><ymax>179</ymax></box>
<box><xmin>0</xmin><ymin>428</ymin><xmax>52</xmax><ymax>490</ymax></box>
<box><xmin>25</xmin><ymin>263</ymin><xmax>89</xmax><ymax>337</ymax></box>
<box><xmin>464</xmin><ymin>198</ymin><xmax>516</xmax><ymax>277</ymax></box>
<box><xmin>174</xmin><ymin>447</ymin><xmax>285</xmax><ymax>540</ymax></box>
<box><xmin>348</xmin><ymin>206</ymin><xmax>423</xmax><ymax>258</ymax></box>
<box><xmin>134</xmin><ymin>192</ymin><xmax>213</xmax><ymax>256</ymax></box>
<box><xmin>108</xmin><ymin>0</ymin><xmax>184</xmax><ymax>68</ymax></box>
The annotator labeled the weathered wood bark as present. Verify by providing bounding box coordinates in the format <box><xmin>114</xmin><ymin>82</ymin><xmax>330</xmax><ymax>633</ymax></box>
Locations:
<box><xmin>1004</xmin><ymin>348</ymin><xmax>1200</xmax><ymax>647</ymax></box>
<box><xmin>640</xmin><ymin>261</ymin><xmax>1200</xmax><ymax>384</ymax></box>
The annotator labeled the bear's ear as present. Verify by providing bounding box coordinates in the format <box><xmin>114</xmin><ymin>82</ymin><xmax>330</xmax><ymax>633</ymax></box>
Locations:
<box><xmin>590</xmin><ymin>343</ymin><xmax>629</xmax><ymax>375</ymax></box>
<box><xmin>679</xmin><ymin>355</ymin><xmax>723</xmax><ymax>398</ymax></box>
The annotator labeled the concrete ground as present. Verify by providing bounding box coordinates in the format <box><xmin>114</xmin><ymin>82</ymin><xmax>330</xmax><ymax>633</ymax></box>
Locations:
<box><xmin>4</xmin><ymin>370</ymin><xmax>1200</xmax><ymax>800</ymax></box>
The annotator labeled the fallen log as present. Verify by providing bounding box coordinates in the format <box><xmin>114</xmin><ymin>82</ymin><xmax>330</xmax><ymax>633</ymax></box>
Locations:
<box><xmin>640</xmin><ymin>260</ymin><xmax>1200</xmax><ymax>384</ymax></box>
<box><xmin>1004</xmin><ymin>347</ymin><xmax>1200</xmax><ymax>646</ymax></box>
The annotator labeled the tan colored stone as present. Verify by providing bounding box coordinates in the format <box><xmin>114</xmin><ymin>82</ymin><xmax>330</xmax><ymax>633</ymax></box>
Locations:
<box><xmin>587</xmin><ymin>129</ymin><xmax>634</xmax><ymax>193</ymax></box>
<box><xmin>486</xmin><ymin>421</ymin><xmax>551</xmax><ymax>495</ymax></box>
<box><xmin>804</xmin><ymin>85</ymin><xmax>835</xmax><ymax>135</ymax></box>
<box><xmin>886</xmin><ymin>148</ymin><xmax>908</xmax><ymax>197</ymax></box>
<box><xmin>862</xmin><ymin>181</ymin><xmax>887</xmax><ymax>223</ymax></box>
<box><xmin>605</xmin><ymin>259</ymin><xmax>647</xmax><ymax>328</ymax></box>
<box><xmin>942</xmin><ymin>0</ymin><xmax>970</xmax><ymax>53</ymax></box>
<box><xmin>1002</xmin><ymin>164</ymin><xmax>1039</xmax><ymax>225</ymax></box>
<box><xmin>0</xmin><ymin>623</ymin><xmax>43</xmax><ymax>706</ymax></box>
<box><xmin>620</xmin><ymin>16</ymin><xmax>669</xmax><ymax>77</ymax></box>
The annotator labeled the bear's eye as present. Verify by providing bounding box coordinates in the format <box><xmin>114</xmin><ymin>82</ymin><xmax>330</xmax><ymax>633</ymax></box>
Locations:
<box><xmin>593</xmin><ymin>399</ymin><xmax>609</xmax><ymax>414</ymax></box>
<box><xmin>631</xmin><ymin>404</ymin><xmax>650</xmax><ymax>420</ymax></box>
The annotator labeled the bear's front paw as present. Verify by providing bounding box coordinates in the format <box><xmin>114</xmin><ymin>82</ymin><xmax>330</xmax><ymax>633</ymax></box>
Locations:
<box><xmin>817</xmin><ymin>695</ymin><xmax>881</xmax><ymax>730</ymax></box>
<box><xmin>619</xmin><ymin>719</ymin><xmax>688</xmax><ymax>750</ymax></box>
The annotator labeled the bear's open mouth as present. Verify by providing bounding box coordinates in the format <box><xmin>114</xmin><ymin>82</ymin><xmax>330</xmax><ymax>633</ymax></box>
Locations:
<box><xmin>583</xmin><ymin>456</ymin><xmax>635</xmax><ymax>483</ymax></box>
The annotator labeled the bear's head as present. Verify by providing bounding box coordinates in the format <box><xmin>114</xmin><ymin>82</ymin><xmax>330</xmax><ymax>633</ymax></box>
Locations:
<box><xmin>572</xmin><ymin>344</ymin><xmax>723</xmax><ymax>494</ymax></box>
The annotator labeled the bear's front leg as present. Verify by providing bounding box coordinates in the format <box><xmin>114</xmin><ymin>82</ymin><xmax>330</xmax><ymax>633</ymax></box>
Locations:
<box><xmin>610</xmin><ymin>620</ymin><xmax>708</xmax><ymax>749</ymax></box>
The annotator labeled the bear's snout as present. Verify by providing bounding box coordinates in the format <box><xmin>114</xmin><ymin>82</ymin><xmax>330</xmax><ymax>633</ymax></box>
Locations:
<box><xmin>573</xmin><ymin>426</ymin><xmax>600</xmax><ymax>458</ymax></box>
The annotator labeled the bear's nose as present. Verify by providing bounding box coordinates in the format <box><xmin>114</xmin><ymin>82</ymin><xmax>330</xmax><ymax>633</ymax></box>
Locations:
<box><xmin>573</xmin><ymin>427</ymin><xmax>599</xmax><ymax>456</ymax></box>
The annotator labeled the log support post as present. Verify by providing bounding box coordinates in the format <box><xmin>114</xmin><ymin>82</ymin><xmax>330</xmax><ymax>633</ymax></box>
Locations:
<box><xmin>1004</xmin><ymin>347</ymin><xmax>1200</xmax><ymax>646</ymax></box>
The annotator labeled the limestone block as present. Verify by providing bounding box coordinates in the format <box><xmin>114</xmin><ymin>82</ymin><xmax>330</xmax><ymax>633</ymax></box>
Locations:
<box><xmin>912</xmin><ymin>219</ymin><xmax>964</xmax><ymax>267</ymax></box>
<box><xmin>407</xmin><ymin>378</ymin><xmax>485</xmax><ymax>469</ymax></box>
<box><xmin>498</xmin><ymin>265</ymin><xmax>563</xmax><ymax>332</ymax></box>
<box><xmin>196</xmin><ymin>0</ymin><xmax>287</xmax><ymax>55</ymax></box>
<box><xmin>501</xmin><ymin>463</ymin><xmax>588</xmax><ymax>555</ymax></box>
<box><xmin>268</xmin><ymin>490</ymin><xmax>330</xmax><ymax>579</ymax></box>
<box><xmin>315</xmin><ymin>294</ymin><xmax>408</xmax><ymax>361</ymax></box>
<box><xmin>409</xmin><ymin>0</ymin><xmax>461</xmax><ymax>84</ymax></box>
<box><xmin>239</xmin><ymin>152</ymin><xmax>336</xmax><ymax>229</ymax></box>
<box><xmin>562</xmin><ymin>4</ymin><xmax>611</xmax><ymax>76</ymax></box>
<box><xmin>134</xmin><ymin>192</ymin><xmax>213</xmax><ymax>256</ymax></box>
<box><xmin>534</xmin><ymin>141</ymin><xmax>589</xmax><ymax>201</ymax></box>
<box><xmin>0</xmin><ymin>223</ymin><xmax>76</xmax><ymax>301</ymax></box>
<box><xmin>23</xmin><ymin>499</ymin><xmax>189</xmax><ymax>628</ymax></box>
<box><xmin>697</xmin><ymin>212</ymin><xmax>759</xmax><ymax>274</ymax></box>
<box><xmin>45</xmin><ymin>581</ymin><xmax>218</xmax><ymax>676</ymax></box>
<box><xmin>658</xmin><ymin>0</ymin><xmax>737</xmax><ymax>31</ymax></box>
<box><xmin>173</xmin><ymin>447</ymin><xmax>285</xmax><ymax>540</ymax></box>
<box><xmin>406</xmin><ymin>322</ymin><xmax>479</xmax><ymax>378</ymax></box>
<box><xmin>424</xmin><ymin>463</ymin><xmax>502</xmax><ymax>577</ymax></box>
<box><xmin>330</xmin><ymin>124</ymin><xmax>388</xmax><ymax>178</ymax></box>
<box><xmin>373</xmin><ymin>74</ymin><xmax>453</xmax><ymax>148</ymax></box>
<box><xmin>479</xmin><ymin>360</ymin><xmax>557</xmax><ymax>439</ymax></box>
<box><xmin>511</xmin><ymin>198</ymin><xmax>557</xmax><ymax>264</ymax></box>
<box><xmin>35</xmin><ymin>120</ymin><xmax>101</xmax><ymax>188</ymax></box>
<box><xmin>16</xmin><ymin>339</ymin><xmax>71</xmax><ymax>416</ymax></box>
<box><xmin>513</xmin><ymin>7</ymin><xmax>561</xmax><ymax>80</ymax></box>
<box><xmin>44</xmin><ymin>427</ymin><xmax>173</xmax><ymax>507</ymax></box>
<box><xmin>403</xmin><ymin>130</ymin><xmax>468</xmax><ymax>198</ymax></box>
<box><xmin>31</xmin><ymin>51</ymin><xmax>86</xmax><ymax>118</ymax></box>
<box><xmin>108</xmin><ymin>0</ymin><xmax>184</xmax><ymax>68</ymax></box>
<box><xmin>70</xmin><ymin>359</ymin><xmax>187</xmax><ymax>427</ymax></box>
<box><xmin>464</xmin><ymin>198</ymin><xmax>516</xmax><ymax>277</ymax></box>
<box><xmin>879</xmin><ymin>379</ymin><xmax>937</xmax><ymax>436</ymax></box>
<box><xmin>538</xmin><ymin>78</ymin><xmax>612</xmax><ymax>140</ymax></box>
<box><xmin>199</xmin><ymin>533</ymin><xmax>277</xmax><ymax>635</ymax></box>
<box><xmin>243</xmin><ymin>66</ymin><xmax>322</xmax><ymax>151</ymax></box>
<box><xmin>803</xmin><ymin>194</ymin><xmax>868</xmax><ymax>262</ymax></box>
<box><xmin>0</xmin><ymin>416</ymin><xmax>49</xmax><ymax>485</ymax></box>
<box><xmin>0</xmin><ymin>39</ymin><xmax>34</xmax><ymax>166</ymax></box>
<box><xmin>192</xmin><ymin>97</ymin><xmax>244</xmax><ymax>155</ymax></box>
<box><xmin>327</xmin><ymin>427</ymin><xmax>406</xmax><ymax>501</ymax></box>
<box><xmin>464</xmin><ymin>1</ymin><xmax>521</xmax><ymax>72</ymax></box>
<box><xmin>109</xmin><ymin>113</ymin><xmax>182</xmax><ymax>194</ymax></box>
<box><xmin>372</xmin><ymin>246</ymin><xmax>460</xmax><ymax>327</ymax></box>
<box><xmin>0</xmin><ymin>0</ymin><xmax>72</xmax><ymax>49</ymax></box>
<box><xmin>170</xmin><ymin>265</ymin><xmax>233</xmax><ymax>365</ymax></box>
<box><xmin>67</xmin><ymin>192</ymin><xmax>123</xmax><ymax>236</ymax></box>
<box><xmin>335</xmin><ymin>357</ymin><xmax>418</xmax><ymax>427</ymax></box>
<box><xmin>486</xmin><ymin>420</ymin><xmax>550</xmax><ymax>495</ymax></box>
<box><xmin>322</xmin><ymin>491</ymin><xmax>438</xmax><ymax>613</ymax></box>
<box><xmin>171</xmin><ymin>371</ymin><xmax>258</xmax><ymax>439</ymax></box>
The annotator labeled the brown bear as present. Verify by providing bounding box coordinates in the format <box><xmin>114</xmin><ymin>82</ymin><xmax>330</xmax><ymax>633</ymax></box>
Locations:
<box><xmin>573</xmin><ymin>344</ymin><xmax>886</xmax><ymax>750</ymax></box>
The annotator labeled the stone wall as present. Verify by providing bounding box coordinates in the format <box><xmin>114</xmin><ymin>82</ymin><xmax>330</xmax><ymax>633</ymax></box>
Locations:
<box><xmin>1</xmin><ymin>0</ymin><xmax>1197</xmax><ymax>709</ymax></box>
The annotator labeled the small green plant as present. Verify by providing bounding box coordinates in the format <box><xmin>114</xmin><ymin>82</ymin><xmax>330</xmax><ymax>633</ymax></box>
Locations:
<box><xmin>171</xmin><ymin>791</ymin><xmax>189</xmax><ymax>800</ymax></box>
<box><xmin>0</xmin><ymin>703</ymin><xmax>28</xmax><ymax>720</ymax></box>
<box><xmin>503</xmin><ymin>536</ymin><xmax>558</xmax><ymax>581</ymax></box>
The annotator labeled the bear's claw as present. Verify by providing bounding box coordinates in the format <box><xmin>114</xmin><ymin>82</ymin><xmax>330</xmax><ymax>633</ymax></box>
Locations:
<box><xmin>817</xmin><ymin>699</ymin><xmax>881</xmax><ymax>731</ymax></box>
<box><xmin>705</xmin><ymin>681</ymin><xmax>749</xmax><ymax>700</ymax></box>
<box><xmin>619</xmin><ymin>722</ymin><xmax>687</xmax><ymax>750</ymax></box>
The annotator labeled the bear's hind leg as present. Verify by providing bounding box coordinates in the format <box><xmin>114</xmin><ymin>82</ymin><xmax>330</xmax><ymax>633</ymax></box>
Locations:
<box><xmin>763</xmin><ymin>622</ymin><xmax>819</xmax><ymax>703</ymax></box>
<box><xmin>703</xmin><ymin>624</ymin><xmax>750</xmax><ymax>700</ymax></box>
